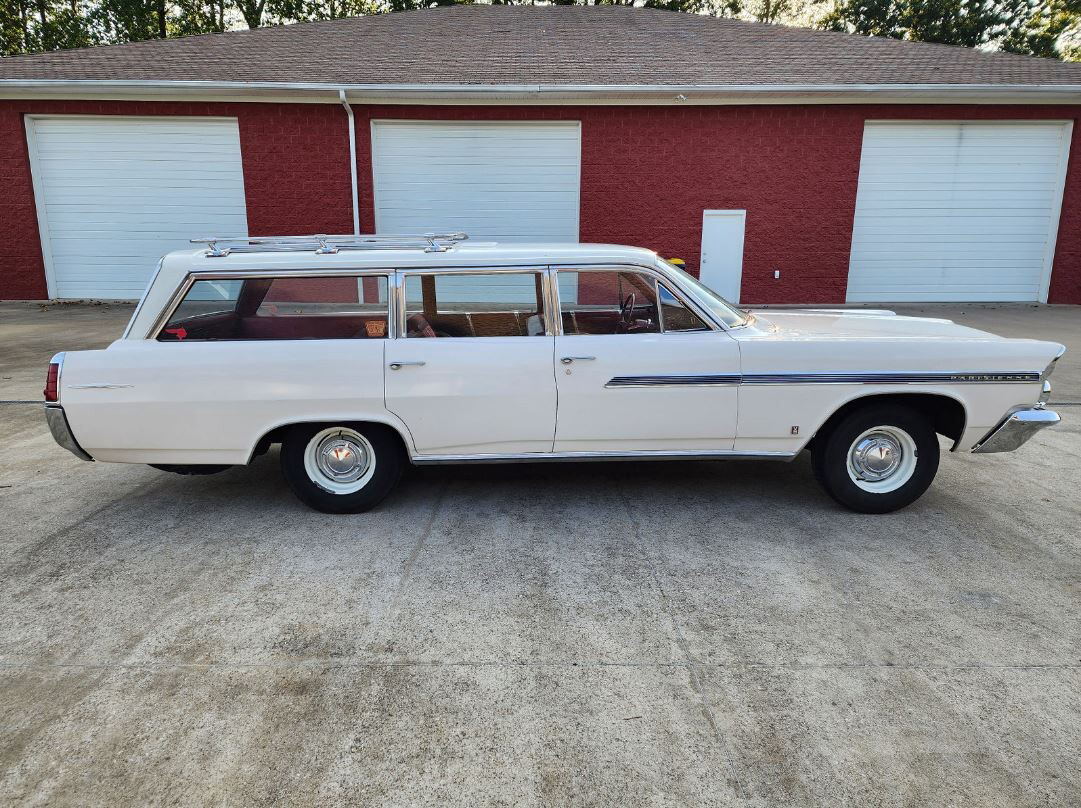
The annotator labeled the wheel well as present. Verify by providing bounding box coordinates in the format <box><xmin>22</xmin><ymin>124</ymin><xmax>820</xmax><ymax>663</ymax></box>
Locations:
<box><xmin>810</xmin><ymin>393</ymin><xmax>966</xmax><ymax>449</ymax></box>
<box><xmin>248</xmin><ymin>421</ymin><xmax>410</xmax><ymax>462</ymax></box>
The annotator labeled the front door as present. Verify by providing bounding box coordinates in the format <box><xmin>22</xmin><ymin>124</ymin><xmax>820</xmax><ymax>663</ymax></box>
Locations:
<box><xmin>699</xmin><ymin>209</ymin><xmax>746</xmax><ymax>303</ymax></box>
<box><xmin>384</xmin><ymin>269</ymin><xmax>557</xmax><ymax>456</ymax></box>
<box><xmin>552</xmin><ymin>268</ymin><xmax>740</xmax><ymax>453</ymax></box>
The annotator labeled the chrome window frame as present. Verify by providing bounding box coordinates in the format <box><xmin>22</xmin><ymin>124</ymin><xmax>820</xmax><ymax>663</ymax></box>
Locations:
<box><xmin>656</xmin><ymin>279</ymin><xmax>711</xmax><ymax>334</ymax></box>
<box><xmin>122</xmin><ymin>257</ymin><xmax>165</xmax><ymax>339</ymax></box>
<box><xmin>148</xmin><ymin>268</ymin><xmax>397</xmax><ymax>341</ymax></box>
<box><xmin>394</xmin><ymin>266</ymin><xmax>556</xmax><ymax>339</ymax></box>
<box><xmin>549</xmin><ymin>264</ymin><xmax>722</xmax><ymax>337</ymax></box>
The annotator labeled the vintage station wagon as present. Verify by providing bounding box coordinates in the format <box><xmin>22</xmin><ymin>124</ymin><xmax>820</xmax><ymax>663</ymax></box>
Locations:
<box><xmin>44</xmin><ymin>234</ymin><xmax>1064</xmax><ymax>514</ymax></box>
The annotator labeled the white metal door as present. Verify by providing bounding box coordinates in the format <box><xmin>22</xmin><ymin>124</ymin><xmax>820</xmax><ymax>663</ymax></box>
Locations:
<box><xmin>846</xmin><ymin>121</ymin><xmax>1072</xmax><ymax>303</ymax></box>
<box><xmin>553</xmin><ymin>332</ymin><xmax>741</xmax><ymax>453</ymax></box>
<box><xmin>699</xmin><ymin>210</ymin><xmax>747</xmax><ymax>303</ymax></box>
<box><xmin>384</xmin><ymin>338</ymin><xmax>557</xmax><ymax>456</ymax></box>
<box><xmin>25</xmin><ymin>116</ymin><xmax>248</xmax><ymax>300</ymax></box>
<box><xmin>371</xmin><ymin>120</ymin><xmax>581</xmax><ymax>242</ymax></box>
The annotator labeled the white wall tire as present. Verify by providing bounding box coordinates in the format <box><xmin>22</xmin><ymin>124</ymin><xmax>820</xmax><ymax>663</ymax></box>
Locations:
<box><xmin>302</xmin><ymin>427</ymin><xmax>377</xmax><ymax>495</ymax></box>
<box><xmin>281</xmin><ymin>423</ymin><xmax>403</xmax><ymax>514</ymax></box>
<box><xmin>845</xmin><ymin>426</ymin><xmax>919</xmax><ymax>494</ymax></box>
<box><xmin>813</xmin><ymin>403</ymin><xmax>940</xmax><ymax>514</ymax></box>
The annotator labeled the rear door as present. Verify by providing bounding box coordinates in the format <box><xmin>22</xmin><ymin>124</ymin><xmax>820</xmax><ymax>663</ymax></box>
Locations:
<box><xmin>383</xmin><ymin>269</ymin><xmax>557</xmax><ymax>456</ymax></box>
<box><xmin>552</xmin><ymin>268</ymin><xmax>740</xmax><ymax>453</ymax></box>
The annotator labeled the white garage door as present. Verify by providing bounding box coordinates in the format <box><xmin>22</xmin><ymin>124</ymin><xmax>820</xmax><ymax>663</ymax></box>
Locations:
<box><xmin>27</xmin><ymin>117</ymin><xmax>248</xmax><ymax>299</ymax></box>
<box><xmin>371</xmin><ymin>121</ymin><xmax>580</xmax><ymax>242</ymax></box>
<box><xmin>846</xmin><ymin>122</ymin><xmax>1071</xmax><ymax>303</ymax></box>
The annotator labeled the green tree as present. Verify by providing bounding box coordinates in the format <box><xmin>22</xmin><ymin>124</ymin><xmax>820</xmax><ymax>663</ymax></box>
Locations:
<box><xmin>1001</xmin><ymin>0</ymin><xmax>1081</xmax><ymax>56</ymax></box>
<box><xmin>822</xmin><ymin>0</ymin><xmax>1080</xmax><ymax>56</ymax></box>
<box><xmin>92</xmin><ymin>0</ymin><xmax>165</xmax><ymax>43</ymax></box>
<box><xmin>269</xmin><ymin>0</ymin><xmax>378</xmax><ymax>22</ymax></box>
<box><xmin>2</xmin><ymin>0</ymin><xmax>97</xmax><ymax>54</ymax></box>
<box><xmin>171</xmin><ymin>0</ymin><xmax>226</xmax><ymax>33</ymax></box>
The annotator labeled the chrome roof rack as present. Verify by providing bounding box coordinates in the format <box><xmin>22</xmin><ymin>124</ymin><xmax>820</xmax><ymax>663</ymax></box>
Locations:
<box><xmin>191</xmin><ymin>233</ymin><xmax>468</xmax><ymax>258</ymax></box>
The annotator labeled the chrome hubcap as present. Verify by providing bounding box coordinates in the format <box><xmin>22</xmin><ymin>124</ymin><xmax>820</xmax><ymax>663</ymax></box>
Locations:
<box><xmin>315</xmin><ymin>434</ymin><xmax>370</xmax><ymax>483</ymax></box>
<box><xmin>849</xmin><ymin>432</ymin><xmax>903</xmax><ymax>481</ymax></box>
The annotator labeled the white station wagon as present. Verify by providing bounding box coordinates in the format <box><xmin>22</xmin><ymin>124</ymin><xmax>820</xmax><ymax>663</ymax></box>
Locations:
<box><xmin>44</xmin><ymin>234</ymin><xmax>1064</xmax><ymax>514</ymax></box>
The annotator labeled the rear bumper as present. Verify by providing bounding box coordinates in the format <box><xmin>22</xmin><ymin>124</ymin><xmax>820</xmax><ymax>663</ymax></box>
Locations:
<box><xmin>972</xmin><ymin>407</ymin><xmax>1060</xmax><ymax>454</ymax></box>
<box><xmin>44</xmin><ymin>405</ymin><xmax>93</xmax><ymax>461</ymax></box>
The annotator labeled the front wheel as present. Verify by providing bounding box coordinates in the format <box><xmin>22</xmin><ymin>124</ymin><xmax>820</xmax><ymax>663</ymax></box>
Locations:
<box><xmin>811</xmin><ymin>404</ymin><xmax>940</xmax><ymax>514</ymax></box>
<box><xmin>280</xmin><ymin>423</ymin><xmax>404</xmax><ymax>514</ymax></box>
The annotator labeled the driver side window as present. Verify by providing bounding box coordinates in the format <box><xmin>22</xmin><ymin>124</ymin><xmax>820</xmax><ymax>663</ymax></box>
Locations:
<box><xmin>558</xmin><ymin>270</ymin><xmax>660</xmax><ymax>336</ymax></box>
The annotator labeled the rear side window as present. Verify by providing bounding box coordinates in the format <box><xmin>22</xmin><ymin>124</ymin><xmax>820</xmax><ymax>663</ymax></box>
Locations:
<box><xmin>158</xmin><ymin>276</ymin><xmax>389</xmax><ymax>341</ymax></box>
<box><xmin>404</xmin><ymin>272</ymin><xmax>547</xmax><ymax>338</ymax></box>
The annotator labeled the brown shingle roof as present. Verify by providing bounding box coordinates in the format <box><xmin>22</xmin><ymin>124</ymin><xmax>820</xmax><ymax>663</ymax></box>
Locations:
<box><xmin>2</xmin><ymin>4</ymin><xmax>1080</xmax><ymax>87</ymax></box>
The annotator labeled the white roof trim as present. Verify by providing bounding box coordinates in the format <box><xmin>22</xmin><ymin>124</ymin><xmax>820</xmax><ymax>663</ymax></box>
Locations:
<box><xmin>2</xmin><ymin>79</ymin><xmax>1081</xmax><ymax>105</ymax></box>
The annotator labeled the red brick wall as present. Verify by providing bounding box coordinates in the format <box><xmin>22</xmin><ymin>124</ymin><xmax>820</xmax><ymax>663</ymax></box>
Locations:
<box><xmin>0</xmin><ymin>99</ymin><xmax>353</xmax><ymax>299</ymax></box>
<box><xmin>2</xmin><ymin>99</ymin><xmax>1079</xmax><ymax>303</ymax></box>
<box><xmin>355</xmin><ymin>103</ymin><xmax>1081</xmax><ymax>305</ymax></box>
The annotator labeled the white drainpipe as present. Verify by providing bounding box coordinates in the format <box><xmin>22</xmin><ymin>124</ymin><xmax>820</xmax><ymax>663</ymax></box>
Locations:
<box><xmin>339</xmin><ymin>89</ymin><xmax>361</xmax><ymax>236</ymax></box>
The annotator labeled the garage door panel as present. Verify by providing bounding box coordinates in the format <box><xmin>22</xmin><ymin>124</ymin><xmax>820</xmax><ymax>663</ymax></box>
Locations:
<box><xmin>372</xmin><ymin>121</ymin><xmax>580</xmax><ymax>244</ymax></box>
<box><xmin>29</xmin><ymin>117</ymin><xmax>248</xmax><ymax>300</ymax></box>
<box><xmin>846</xmin><ymin>122</ymin><xmax>1070</xmax><ymax>303</ymax></box>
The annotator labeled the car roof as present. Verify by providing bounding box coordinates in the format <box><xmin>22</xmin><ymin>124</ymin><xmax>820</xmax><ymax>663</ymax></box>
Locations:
<box><xmin>162</xmin><ymin>241</ymin><xmax>663</xmax><ymax>274</ymax></box>
<box><xmin>123</xmin><ymin>241</ymin><xmax>668</xmax><ymax>339</ymax></box>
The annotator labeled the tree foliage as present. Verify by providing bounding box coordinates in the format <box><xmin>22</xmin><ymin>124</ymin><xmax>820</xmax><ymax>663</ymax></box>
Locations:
<box><xmin>821</xmin><ymin>0</ymin><xmax>1080</xmax><ymax>57</ymax></box>
<box><xmin>1</xmin><ymin>0</ymin><xmax>1077</xmax><ymax>60</ymax></box>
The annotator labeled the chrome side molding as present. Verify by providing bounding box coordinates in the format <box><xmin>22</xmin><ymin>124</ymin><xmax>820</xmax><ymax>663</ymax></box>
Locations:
<box><xmin>972</xmin><ymin>408</ymin><xmax>1061</xmax><ymax>454</ymax></box>
<box><xmin>607</xmin><ymin>374</ymin><xmax>741</xmax><ymax>388</ymax></box>
<box><xmin>605</xmin><ymin>371</ymin><xmax>1043</xmax><ymax>389</ymax></box>
<box><xmin>411</xmin><ymin>449</ymin><xmax>796</xmax><ymax>465</ymax></box>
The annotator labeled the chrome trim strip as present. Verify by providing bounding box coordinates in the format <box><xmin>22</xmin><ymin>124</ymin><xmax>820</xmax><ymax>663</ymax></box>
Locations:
<box><xmin>607</xmin><ymin>374</ymin><xmax>741</xmax><ymax>388</ymax></box>
<box><xmin>742</xmin><ymin>372</ymin><xmax>1041</xmax><ymax>385</ymax></box>
<box><xmin>44</xmin><ymin>405</ymin><xmax>93</xmax><ymax>461</ymax></box>
<box><xmin>606</xmin><ymin>371</ymin><xmax>1041</xmax><ymax>388</ymax></box>
<box><xmin>69</xmin><ymin>383</ymin><xmax>134</xmax><ymax>390</ymax></box>
<box><xmin>411</xmin><ymin>449</ymin><xmax>795</xmax><ymax>464</ymax></box>
<box><xmin>541</xmin><ymin>267</ymin><xmax>559</xmax><ymax>337</ymax></box>
<box><xmin>972</xmin><ymin>407</ymin><xmax>1061</xmax><ymax>453</ymax></box>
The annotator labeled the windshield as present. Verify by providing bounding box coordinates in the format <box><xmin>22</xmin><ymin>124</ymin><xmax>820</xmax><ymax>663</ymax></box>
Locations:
<box><xmin>658</xmin><ymin>259</ymin><xmax>749</xmax><ymax>328</ymax></box>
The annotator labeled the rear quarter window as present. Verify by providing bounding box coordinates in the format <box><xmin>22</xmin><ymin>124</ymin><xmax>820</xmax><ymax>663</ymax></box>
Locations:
<box><xmin>158</xmin><ymin>276</ymin><xmax>389</xmax><ymax>341</ymax></box>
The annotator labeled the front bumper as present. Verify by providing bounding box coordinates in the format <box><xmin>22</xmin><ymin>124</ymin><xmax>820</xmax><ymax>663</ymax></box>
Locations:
<box><xmin>972</xmin><ymin>407</ymin><xmax>1061</xmax><ymax>454</ymax></box>
<box><xmin>44</xmin><ymin>405</ymin><xmax>93</xmax><ymax>461</ymax></box>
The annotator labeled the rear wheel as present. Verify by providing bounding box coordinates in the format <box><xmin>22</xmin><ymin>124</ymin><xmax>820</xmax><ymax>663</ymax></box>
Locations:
<box><xmin>280</xmin><ymin>423</ymin><xmax>403</xmax><ymax>514</ymax></box>
<box><xmin>811</xmin><ymin>403</ymin><xmax>939</xmax><ymax>514</ymax></box>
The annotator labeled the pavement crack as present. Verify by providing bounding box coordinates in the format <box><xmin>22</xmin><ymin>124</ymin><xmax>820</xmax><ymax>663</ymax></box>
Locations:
<box><xmin>374</xmin><ymin>477</ymin><xmax>451</xmax><ymax>629</ymax></box>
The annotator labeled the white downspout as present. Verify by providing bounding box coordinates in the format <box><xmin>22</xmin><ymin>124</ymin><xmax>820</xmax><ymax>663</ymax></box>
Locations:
<box><xmin>339</xmin><ymin>89</ymin><xmax>360</xmax><ymax>236</ymax></box>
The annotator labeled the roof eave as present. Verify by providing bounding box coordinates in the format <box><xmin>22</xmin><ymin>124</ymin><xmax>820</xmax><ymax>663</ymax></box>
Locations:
<box><xmin>2</xmin><ymin>79</ymin><xmax>1081</xmax><ymax>105</ymax></box>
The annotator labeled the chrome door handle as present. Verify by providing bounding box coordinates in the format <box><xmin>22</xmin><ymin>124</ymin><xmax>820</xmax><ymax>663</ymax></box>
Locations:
<box><xmin>388</xmin><ymin>361</ymin><xmax>426</xmax><ymax>370</ymax></box>
<box><xmin>560</xmin><ymin>356</ymin><xmax>596</xmax><ymax>364</ymax></box>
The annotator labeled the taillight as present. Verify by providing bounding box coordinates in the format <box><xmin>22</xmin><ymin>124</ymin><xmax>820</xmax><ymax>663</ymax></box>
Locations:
<box><xmin>44</xmin><ymin>361</ymin><xmax>60</xmax><ymax>402</ymax></box>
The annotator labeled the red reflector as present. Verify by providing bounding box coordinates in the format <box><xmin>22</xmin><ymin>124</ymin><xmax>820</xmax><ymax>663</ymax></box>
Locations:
<box><xmin>44</xmin><ymin>363</ymin><xmax>59</xmax><ymax>402</ymax></box>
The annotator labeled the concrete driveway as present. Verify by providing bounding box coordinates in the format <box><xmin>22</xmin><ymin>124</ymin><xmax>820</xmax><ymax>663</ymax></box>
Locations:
<box><xmin>1</xmin><ymin>301</ymin><xmax>1079</xmax><ymax>806</ymax></box>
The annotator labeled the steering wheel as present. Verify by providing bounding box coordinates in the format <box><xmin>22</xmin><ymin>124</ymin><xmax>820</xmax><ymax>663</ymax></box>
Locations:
<box><xmin>619</xmin><ymin>292</ymin><xmax>636</xmax><ymax>329</ymax></box>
